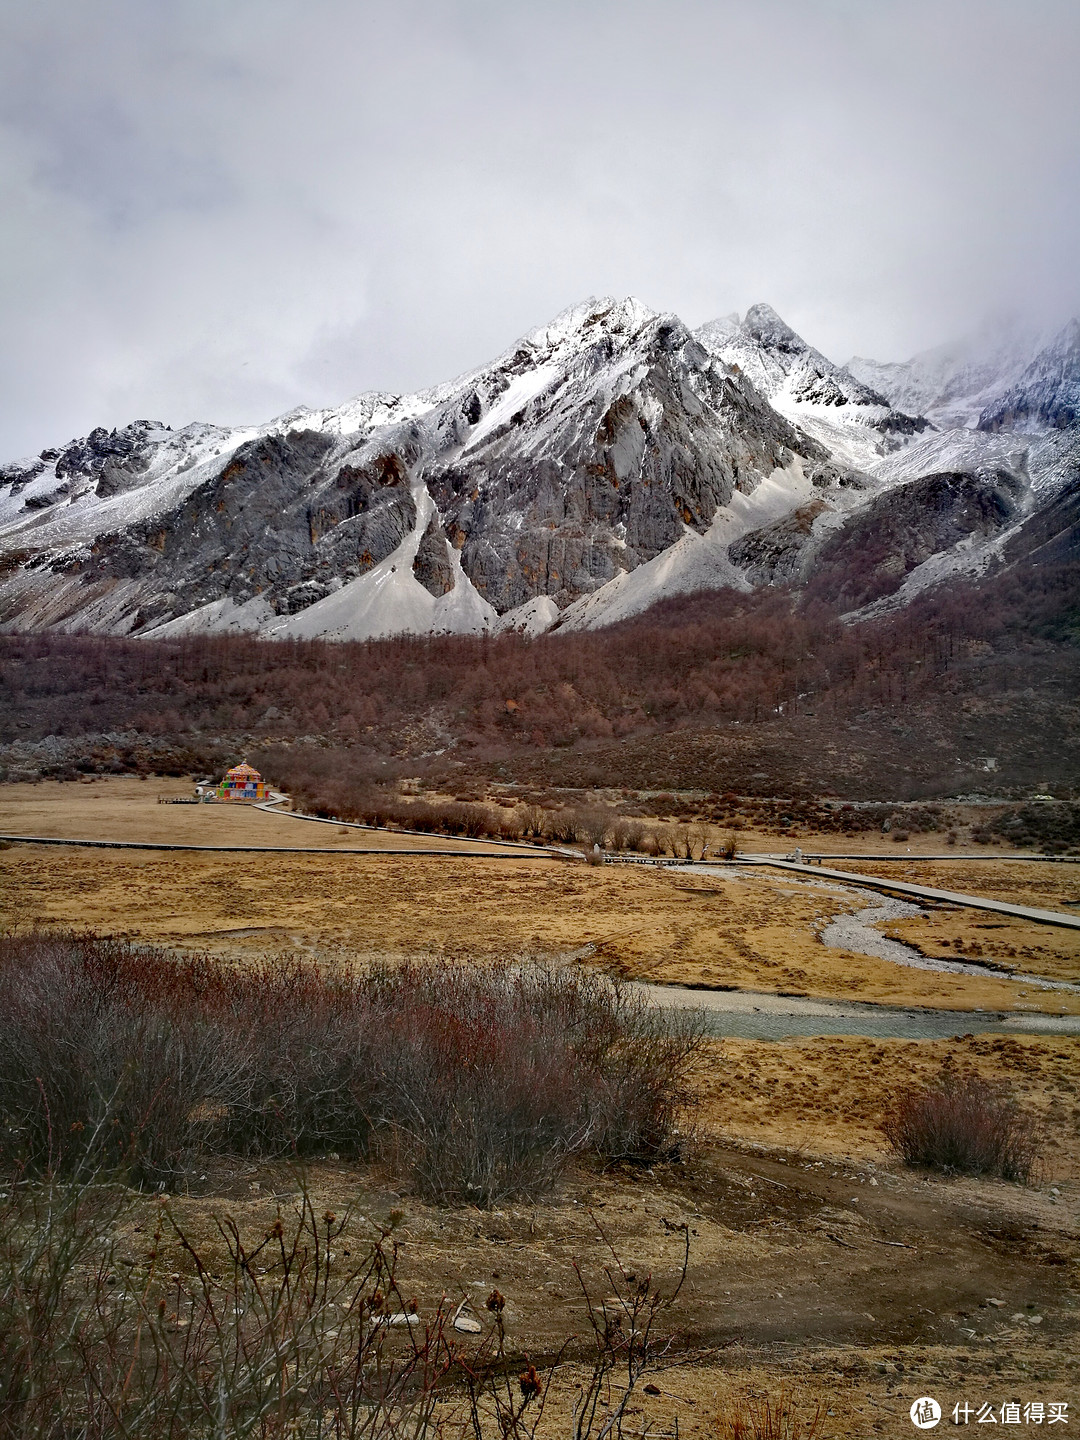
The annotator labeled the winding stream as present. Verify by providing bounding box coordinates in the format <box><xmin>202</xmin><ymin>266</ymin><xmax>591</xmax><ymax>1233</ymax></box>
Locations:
<box><xmin>819</xmin><ymin>898</ymin><xmax>1080</xmax><ymax>994</ymax></box>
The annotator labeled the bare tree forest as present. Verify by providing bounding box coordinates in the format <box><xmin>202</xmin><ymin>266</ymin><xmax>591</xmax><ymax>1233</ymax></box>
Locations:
<box><xmin>1</xmin><ymin>560</ymin><xmax>1077</xmax><ymax>797</ymax></box>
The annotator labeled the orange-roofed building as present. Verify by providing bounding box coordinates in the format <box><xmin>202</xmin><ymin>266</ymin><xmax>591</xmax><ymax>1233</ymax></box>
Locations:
<box><xmin>215</xmin><ymin>762</ymin><xmax>269</xmax><ymax>802</ymax></box>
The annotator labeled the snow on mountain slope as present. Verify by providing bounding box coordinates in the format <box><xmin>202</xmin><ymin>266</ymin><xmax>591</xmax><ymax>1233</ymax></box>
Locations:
<box><xmin>813</xmin><ymin>426</ymin><xmax>1080</xmax><ymax>623</ymax></box>
<box><xmin>556</xmin><ymin>455</ymin><xmax>818</xmax><ymax>630</ymax></box>
<box><xmin>264</xmin><ymin>468</ymin><xmax>497</xmax><ymax>643</ymax></box>
<box><xmin>698</xmin><ymin>303</ymin><xmax>888</xmax><ymax>409</ymax></box>
<box><xmin>847</xmin><ymin>316</ymin><xmax>1046</xmax><ymax>430</ymax></box>
<box><xmin>2</xmin><ymin>296</ymin><xmax>843</xmax><ymax>641</ymax></box>
<box><xmin>978</xmin><ymin>320</ymin><xmax>1080</xmax><ymax>435</ymax></box>
<box><xmin>866</xmin><ymin>427</ymin><xmax>1032</xmax><ymax>487</ymax></box>
<box><xmin>695</xmin><ymin>303</ymin><xmax>930</xmax><ymax>473</ymax></box>
<box><xmin>1</xmin><ymin>295</ymin><xmax>1076</xmax><ymax>643</ymax></box>
<box><xmin>0</xmin><ymin>421</ymin><xmax>250</xmax><ymax>549</ymax></box>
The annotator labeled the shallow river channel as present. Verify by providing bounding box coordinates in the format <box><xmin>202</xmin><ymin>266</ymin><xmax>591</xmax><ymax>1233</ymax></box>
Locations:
<box><xmin>632</xmin><ymin>981</ymin><xmax>1080</xmax><ymax>1042</ymax></box>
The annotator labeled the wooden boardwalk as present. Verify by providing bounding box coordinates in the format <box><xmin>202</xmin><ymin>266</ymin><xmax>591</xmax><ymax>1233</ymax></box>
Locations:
<box><xmin>0</xmin><ymin>834</ymin><xmax>552</xmax><ymax>859</ymax></box>
<box><xmin>729</xmin><ymin>856</ymin><xmax>1080</xmax><ymax>930</ymax></box>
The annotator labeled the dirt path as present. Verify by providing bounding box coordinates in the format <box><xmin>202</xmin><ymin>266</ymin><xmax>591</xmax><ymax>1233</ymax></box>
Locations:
<box><xmin>150</xmin><ymin>1131</ymin><xmax>1079</xmax><ymax>1436</ymax></box>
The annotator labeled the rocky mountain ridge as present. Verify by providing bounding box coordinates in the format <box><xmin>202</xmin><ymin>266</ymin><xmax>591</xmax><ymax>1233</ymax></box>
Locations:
<box><xmin>1</xmin><ymin>295</ymin><xmax>1077</xmax><ymax>642</ymax></box>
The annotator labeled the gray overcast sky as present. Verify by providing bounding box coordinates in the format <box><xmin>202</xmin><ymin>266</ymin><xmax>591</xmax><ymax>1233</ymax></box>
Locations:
<box><xmin>2</xmin><ymin>0</ymin><xmax>1079</xmax><ymax>457</ymax></box>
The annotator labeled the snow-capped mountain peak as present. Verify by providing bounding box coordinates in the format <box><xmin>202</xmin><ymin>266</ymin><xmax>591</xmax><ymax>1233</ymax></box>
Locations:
<box><xmin>846</xmin><ymin>312</ymin><xmax>1056</xmax><ymax>431</ymax></box>
<box><xmin>696</xmin><ymin>302</ymin><xmax>888</xmax><ymax>408</ymax></box>
<box><xmin>978</xmin><ymin>318</ymin><xmax>1080</xmax><ymax>434</ymax></box>
<box><xmin>1</xmin><ymin>294</ymin><xmax>1076</xmax><ymax>644</ymax></box>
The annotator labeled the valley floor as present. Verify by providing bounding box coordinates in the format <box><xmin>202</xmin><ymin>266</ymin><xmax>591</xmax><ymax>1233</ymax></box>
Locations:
<box><xmin>2</xmin><ymin>776</ymin><xmax>1078</xmax><ymax>1433</ymax></box>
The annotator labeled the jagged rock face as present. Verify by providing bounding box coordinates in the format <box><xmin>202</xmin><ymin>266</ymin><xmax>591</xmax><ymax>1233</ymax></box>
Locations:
<box><xmin>727</xmin><ymin>500</ymin><xmax>830</xmax><ymax>583</ymax></box>
<box><xmin>0</xmin><ymin>295</ymin><xmax>1077</xmax><ymax>640</ymax></box>
<box><xmin>54</xmin><ymin>423</ymin><xmax>159</xmax><ymax>497</ymax></box>
<box><xmin>2</xmin><ymin>427</ymin><xmax>419</xmax><ymax>633</ymax></box>
<box><xmin>93</xmin><ymin>427</ymin><xmax>414</xmax><ymax>629</ymax></box>
<box><xmin>695</xmin><ymin>306</ymin><xmax>931</xmax><ymax>471</ymax></box>
<box><xmin>411</xmin><ymin>514</ymin><xmax>455</xmax><ymax>595</ymax></box>
<box><xmin>0</xmin><ymin>301</ymin><xmax>831</xmax><ymax>634</ymax></box>
<box><xmin>979</xmin><ymin>321</ymin><xmax>1080</xmax><ymax>434</ymax></box>
<box><xmin>805</xmin><ymin>468</ymin><xmax>1026</xmax><ymax>610</ymax></box>
<box><xmin>0</xmin><ymin>421</ymin><xmax>174</xmax><ymax>514</ymax></box>
<box><xmin>1003</xmin><ymin>475</ymin><xmax>1080</xmax><ymax>569</ymax></box>
<box><xmin>424</xmin><ymin>310</ymin><xmax>827</xmax><ymax>611</ymax></box>
<box><xmin>698</xmin><ymin>304</ymin><xmax>912</xmax><ymax>416</ymax></box>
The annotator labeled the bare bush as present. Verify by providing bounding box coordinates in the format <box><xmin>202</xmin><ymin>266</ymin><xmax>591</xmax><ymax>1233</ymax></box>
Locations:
<box><xmin>577</xmin><ymin>807</ymin><xmax>614</xmax><ymax>849</ymax></box>
<box><xmin>497</xmin><ymin>809</ymin><xmax>525</xmax><ymax>841</ymax></box>
<box><xmin>0</xmin><ymin>1165</ymin><xmax>131</xmax><ymax>1435</ymax></box>
<box><xmin>546</xmin><ymin>808</ymin><xmax>581</xmax><ymax>844</ymax></box>
<box><xmin>610</xmin><ymin>819</ymin><xmax>645</xmax><ymax>852</ymax></box>
<box><xmin>0</xmin><ymin>935</ymin><xmax>701</xmax><ymax>1204</ymax></box>
<box><xmin>365</xmin><ymin>964</ymin><xmax>701</xmax><ymax>1203</ymax></box>
<box><xmin>0</xmin><ymin>933</ymin><xmax>250</xmax><ymax>1183</ymax></box>
<box><xmin>0</xmin><ymin>1176</ymin><xmax>450</xmax><ymax>1439</ymax></box>
<box><xmin>881</xmin><ymin>1067</ymin><xmax>1040</xmax><ymax>1181</ymax></box>
<box><xmin>518</xmin><ymin>803</ymin><xmax>547</xmax><ymax>838</ymax></box>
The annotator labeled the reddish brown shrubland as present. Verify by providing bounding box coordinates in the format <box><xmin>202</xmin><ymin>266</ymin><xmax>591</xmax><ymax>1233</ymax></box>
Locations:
<box><xmin>881</xmin><ymin>1066</ymin><xmax>1040</xmax><ymax>1181</ymax></box>
<box><xmin>2</xmin><ymin>562</ymin><xmax>1076</xmax><ymax>768</ymax></box>
<box><xmin>0</xmin><ymin>933</ymin><xmax>701</xmax><ymax>1202</ymax></box>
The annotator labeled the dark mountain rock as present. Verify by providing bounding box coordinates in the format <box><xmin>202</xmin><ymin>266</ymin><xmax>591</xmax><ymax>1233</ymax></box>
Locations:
<box><xmin>412</xmin><ymin>514</ymin><xmax>455</xmax><ymax>595</ymax></box>
<box><xmin>1</xmin><ymin>294</ymin><xmax>1076</xmax><ymax>641</ymax></box>
<box><xmin>425</xmin><ymin>309</ymin><xmax>827</xmax><ymax>612</ymax></box>
<box><xmin>54</xmin><ymin>422</ymin><xmax>161</xmax><ymax>498</ymax></box>
<box><xmin>63</xmin><ymin>428</ymin><xmax>421</xmax><ymax>630</ymax></box>
<box><xmin>728</xmin><ymin>500</ymin><xmax>829</xmax><ymax>583</ymax></box>
<box><xmin>1003</xmin><ymin>477</ymin><xmax>1080</xmax><ymax>569</ymax></box>
<box><xmin>806</xmin><ymin>468</ymin><xmax>1026</xmax><ymax>610</ymax></box>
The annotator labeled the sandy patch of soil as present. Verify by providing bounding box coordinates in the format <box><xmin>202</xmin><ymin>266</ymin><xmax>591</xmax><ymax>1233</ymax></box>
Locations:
<box><xmin>877</xmin><ymin>907</ymin><xmax>1080</xmax><ymax>990</ymax></box>
<box><xmin>108</xmin><ymin>1112</ymin><xmax>1080</xmax><ymax>1437</ymax></box>
<box><xmin>834</xmin><ymin>856</ymin><xmax>1080</xmax><ymax>912</ymax></box>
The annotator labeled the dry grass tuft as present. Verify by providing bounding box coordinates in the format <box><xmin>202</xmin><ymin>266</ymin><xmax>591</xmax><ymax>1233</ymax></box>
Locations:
<box><xmin>716</xmin><ymin>1390</ymin><xmax>826</xmax><ymax>1439</ymax></box>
